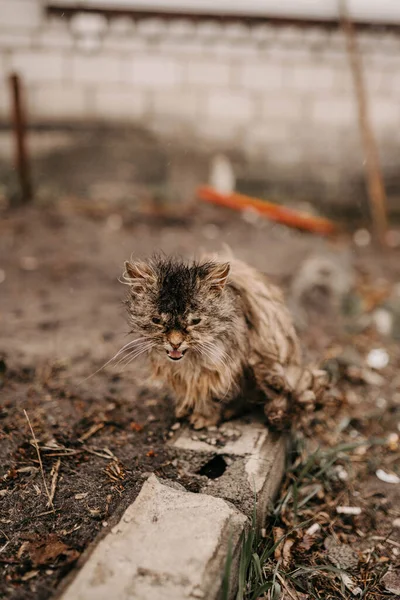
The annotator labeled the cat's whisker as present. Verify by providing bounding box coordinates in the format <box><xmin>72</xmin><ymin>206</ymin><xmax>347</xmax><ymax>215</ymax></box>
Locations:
<box><xmin>117</xmin><ymin>343</ymin><xmax>155</xmax><ymax>370</ymax></box>
<box><xmin>77</xmin><ymin>337</ymin><xmax>149</xmax><ymax>384</ymax></box>
<box><xmin>113</xmin><ymin>341</ymin><xmax>154</xmax><ymax>368</ymax></box>
<box><xmin>113</xmin><ymin>342</ymin><xmax>153</xmax><ymax>367</ymax></box>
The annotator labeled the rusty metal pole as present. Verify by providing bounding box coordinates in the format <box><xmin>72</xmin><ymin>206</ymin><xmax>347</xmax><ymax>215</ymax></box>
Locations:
<box><xmin>9</xmin><ymin>73</ymin><xmax>32</xmax><ymax>203</ymax></box>
<box><xmin>340</xmin><ymin>1</ymin><xmax>388</xmax><ymax>246</ymax></box>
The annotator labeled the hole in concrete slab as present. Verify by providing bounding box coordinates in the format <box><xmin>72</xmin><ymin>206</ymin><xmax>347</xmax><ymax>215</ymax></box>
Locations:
<box><xmin>198</xmin><ymin>455</ymin><xmax>227</xmax><ymax>479</ymax></box>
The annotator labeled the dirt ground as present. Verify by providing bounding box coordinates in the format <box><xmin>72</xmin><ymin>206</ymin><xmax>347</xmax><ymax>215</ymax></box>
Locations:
<box><xmin>1</xmin><ymin>198</ymin><xmax>400</xmax><ymax>599</ymax></box>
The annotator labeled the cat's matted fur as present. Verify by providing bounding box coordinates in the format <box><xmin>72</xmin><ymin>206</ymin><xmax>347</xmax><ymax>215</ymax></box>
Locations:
<box><xmin>122</xmin><ymin>254</ymin><xmax>327</xmax><ymax>430</ymax></box>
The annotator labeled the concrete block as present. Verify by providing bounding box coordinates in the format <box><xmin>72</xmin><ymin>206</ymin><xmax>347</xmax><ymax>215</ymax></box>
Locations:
<box><xmin>185</xmin><ymin>59</ymin><xmax>230</xmax><ymax>86</ymax></box>
<box><xmin>9</xmin><ymin>50</ymin><xmax>66</xmax><ymax>83</ymax></box>
<box><xmin>237</xmin><ymin>62</ymin><xmax>285</xmax><ymax>90</ymax></box>
<box><xmin>0</xmin><ymin>0</ymin><xmax>42</xmax><ymax>29</ymax></box>
<box><xmin>101</xmin><ymin>35</ymin><xmax>146</xmax><ymax>53</ymax></box>
<box><xmin>60</xmin><ymin>474</ymin><xmax>247</xmax><ymax>600</ymax></box>
<box><xmin>172</xmin><ymin>419</ymin><xmax>287</xmax><ymax>526</ymax></box>
<box><xmin>167</xmin><ymin>19</ymin><xmax>196</xmax><ymax>38</ymax></box>
<box><xmin>206</xmin><ymin>90</ymin><xmax>254</xmax><ymax>122</ymax></box>
<box><xmin>0</xmin><ymin>30</ymin><xmax>34</xmax><ymax>49</ymax></box>
<box><xmin>370</xmin><ymin>98</ymin><xmax>400</xmax><ymax>129</ymax></box>
<box><xmin>30</xmin><ymin>85</ymin><xmax>88</xmax><ymax>120</ymax></box>
<box><xmin>37</xmin><ymin>23</ymin><xmax>75</xmax><ymax>50</ymax></box>
<box><xmin>312</xmin><ymin>97</ymin><xmax>357</xmax><ymax>125</ymax></box>
<box><xmin>289</xmin><ymin>64</ymin><xmax>336</xmax><ymax>91</ymax></box>
<box><xmin>136</xmin><ymin>18</ymin><xmax>167</xmax><ymax>37</ymax></box>
<box><xmin>151</xmin><ymin>90</ymin><xmax>199</xmax><ymax>119</ymax></box>
<box><xmin>108</xmin><ymin>16</ymin><xmax>135</xmax><ymax>36</ymax></box>
<box><xmin>193</xmin><ymin>119</ymin><xmax>241</xmax><ymax>145</ymax></box>
<box><xmin>250</xmin><ymin>24</ymin><xmax>276</xmax><ymax>43</ymax></box>
<box><xmin>244</xmin><ymin>123</ymin><xmax>292</xmax><ymax>150</ymax></box>
<box><xmin>94</xmin><ymin>88</ymin><xmax>147</xmax><ymax>121</ymax></box>
<box><xmin>196</xmin><ymin>22</ymin><xmax>221</xmax><ymax>40</ymax></box>
<box><xmin>261</xmin><ymin>95</ymin><xmax>302</xmax><ymax>121</ymax></box>
<box><xmin>71</xmin><ymin>54</ymin><xmax>123</xmax><ymax>84</ymax></box>
<box><xmin>127</xmin><ymin>56</ymin><xmax>182</xmax><ymax>88</ymax></box>
<box><xmin>70</xmin><ymin>13</ymin><xmax>108</xmax><ymax>37</ymax></box>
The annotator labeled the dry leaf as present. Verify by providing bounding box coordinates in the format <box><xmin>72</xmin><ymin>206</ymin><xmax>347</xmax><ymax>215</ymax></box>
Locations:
<box><xmin>273</xmin><ymin>527</ymin><xmax>285</xmax><ymax>561</ymax></box>
<box><xmin>27</xmin><ymin>534</ymin><xmax>79</xmax><ymax>566</ymax></box>
<box><xmin>282</xmin><ymin>536</ymin><xmax>295</xmax><ymax>568</ymax></box>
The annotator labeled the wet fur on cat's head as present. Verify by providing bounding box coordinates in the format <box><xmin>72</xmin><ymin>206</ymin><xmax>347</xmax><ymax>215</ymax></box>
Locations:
<box><xmin>122</xmin><ymin>255</ymin><xmax>235</xmax><ymax>364</ymax></box>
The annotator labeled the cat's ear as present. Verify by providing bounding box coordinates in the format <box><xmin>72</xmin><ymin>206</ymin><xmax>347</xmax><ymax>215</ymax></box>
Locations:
<box><xmin>206</xmin><ymin>262</ymin><xmax>230</xmax><ymax>291</ymax></box>
<box><xmin>123</xmin><ymin>260</ymin><xmax>155</xmax><ymax>286</ymax></box>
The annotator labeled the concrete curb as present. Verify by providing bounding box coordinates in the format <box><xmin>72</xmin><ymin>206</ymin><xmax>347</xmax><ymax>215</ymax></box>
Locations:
<box><xmin>60</xmin><ymin>420</ymin><xmax>286</xmax><ymax>600</ymax></box>
<box><xmin>171</xmin><ymin>419</ymin><xmax>287</xmax><ymax>527</ymax></box>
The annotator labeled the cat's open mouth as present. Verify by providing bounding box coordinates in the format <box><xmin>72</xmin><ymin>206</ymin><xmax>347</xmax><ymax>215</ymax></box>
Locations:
<box><xmin>166</xmin><ymin>349</ymin><xmax>187</xmax><ymax>361</ymax></box>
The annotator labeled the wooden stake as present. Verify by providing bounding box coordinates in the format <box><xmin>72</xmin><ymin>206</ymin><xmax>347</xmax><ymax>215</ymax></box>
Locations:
<box><xmin>340</xmin><ymin>1</ymin><xmax>388</xmax><ymax>246</ymax></box>
<box><xmin>9</xmin><ymin>73</ymin><xmax>32</xmax><ymax>204</ymax></box>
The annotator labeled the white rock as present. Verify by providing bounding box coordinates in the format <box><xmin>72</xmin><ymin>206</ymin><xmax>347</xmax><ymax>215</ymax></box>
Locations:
<box><xmin>336</xmin><ymin>506</ymin><xmax>362</xmax><ymax>515</ymax></box>
<box><xmin>366</xmin><ymin>348</ymin><xmax>389</xmax><ymax>370</ymax></box>
<box><xmin>376</xmin><ymin>469</ymin><xmax>400</xmax><ymax>484</ymax></box>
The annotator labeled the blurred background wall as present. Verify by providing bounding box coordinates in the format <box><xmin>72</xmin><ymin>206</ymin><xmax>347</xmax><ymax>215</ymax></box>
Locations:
<box><xmin>0</xmin><ymin>0</ymin><xmax>399</xmax><ymax>213</ymax></box>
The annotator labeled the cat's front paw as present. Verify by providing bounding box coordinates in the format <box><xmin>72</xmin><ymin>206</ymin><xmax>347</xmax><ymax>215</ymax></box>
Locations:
<box><xmin>175</xmin><ymin>404</ymin><xmax>190</xmax><ymax>419</ymax></box>
<box><xmin>189</xmin><ymin>412</ymin><xmax>220</xmax><ymax>430</ymax></box>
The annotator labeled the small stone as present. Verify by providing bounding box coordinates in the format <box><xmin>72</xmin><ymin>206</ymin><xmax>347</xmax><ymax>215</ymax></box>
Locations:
<box><xmin>382</xmin><ymin>570</ymin><xmax>400</xmax><ymax>595</ymax></box>
<box><xmin>366</xmin><ymin>348</ymin><xmax>389</xmax><ymax>370</ymax></box>
<box><xmin>306</xmin><ymin>523</ymin><xmax>320</xmax><ymax>536</ymax></box>
<box><xmin>361</xmin><ymin>368</ymin><xmax>385</xmax><ymax>386</ymax></box>
<box><xmin>372</xmin><ymin>309</ymin><xmax>393</xmax><ymax>336</ymax></box>
<box><xmin>336</xmin><ymin>506</ymin><xmax>362</xmax><ymax>515</ymax></box>
<box><xmin>325</xmin><ymin>536</ymin><xmax>359</xmax><ymax>570</ymax></box>
<box><xmin>385</xmin><ymin>229</ymin><xmax>400</xmax><ymax>248</ymax></box>
<box><xmin>393</xmin><ymin>518</ymin><xmax>400</xmax><ymax>528</ymax></box>
<box><xmin>353</xmin><ymin>228</ymin><xmax>371</xmax><ymax>247</ymax></box>
<box><xmin>171</xmin><ymin>422</ymin><xmax>181</xmax><ymax>431</ymax></box>
<box><xmin>376</xmin><ymin>397</ymin><xmax>387</xmax><ymax>409</ymax></box>
<box><xmin>387</xmin><ymin>433</ymin><xmax>399</xmax><ymax>451</ymax></box>
<box><xmin>202</xmin><ymin>224</ymin><xmax>220</xmax><ymax>240</ymax></box>
<box><xmin>106</xmin><ymin>214</ymin><xmax>123</xmax><ymax>231</ymax></box>
<box><xmin>20</xmin><ymin>256</ymin><xmax>38</xmax><ymax>271</ymax></box>
<box><xmin>376</xmin><ymin>469</ymin><xmax>400</xmax><ymax>484</ymax></box>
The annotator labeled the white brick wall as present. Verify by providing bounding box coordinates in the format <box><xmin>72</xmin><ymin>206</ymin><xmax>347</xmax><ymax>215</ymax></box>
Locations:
<box><xmin>237</xmin><ymin>63</ymin><xmax>286</xmax><ymax>90</ymax></box>
<box><xmin>185</xmin><ymin>60</ymin><xmax>231</xmax><ymax>86</ymax></box>
<box><xmin>0</xmin><ymin>0</ymin><xmax>42</xmax><ymax>29</ymax></box>
<box><xmin>30</xmin><ymin>85</ymin><xmax>88</xmax><ymax>120</ymax></box>
<box><xmin>94</xmin><ymin>88</ymin><xmax>147</xmax><ymax>120</ymax></box>
<box><xmin>9</xmin><ymin>51</ymin><xmax>67</xmax><ymax>83</ymax></box>
<box><xmin>71</xmin><ymin>54</ymin><xmax>123</xmax><ymax>84</ymax></box>
<box><xmin>0</xmin><ymin>0</ymin><xmax>399</xmax><ymax>192</ymax></box>
<box><xmin>127</xmin><ymin>55</ymin><xmax>183</xmax><ymax>87</ymax></box>
<box><xmin>206</xmin><ymin>90</ymin><xmax>254</xmax><ymax>122</ymax></box>
<box><xmin>151</xmin><ymin>90</ymin><xmax>200</xmax><ymax>119</ymax></box>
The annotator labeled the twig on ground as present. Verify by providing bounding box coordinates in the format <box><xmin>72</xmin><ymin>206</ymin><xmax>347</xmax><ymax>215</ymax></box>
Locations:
<box><xmin>23</xmin><ymin>409</ymin><xmax>54</xmax><ymax>511</ymax></box>
<box><xmin>79</xmin><ymin>422</ymin><xmax>105</xmax><ymax>443</ymax></box>
<box><xmin>47</xmin><ymin>458</ymin><xmax>61</xmax><ymax>508</ymax></box>
<box><xmin>276</xmin><ymin>572</ymin><xmax>301</xmax><ymax>600</ymax></box>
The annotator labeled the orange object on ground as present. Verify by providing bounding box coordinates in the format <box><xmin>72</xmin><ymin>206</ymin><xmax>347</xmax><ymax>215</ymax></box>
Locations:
<box><xmin>197</xmin><ymin>185</ymin><xmax>337</xmax><ymax>236</ymax></box>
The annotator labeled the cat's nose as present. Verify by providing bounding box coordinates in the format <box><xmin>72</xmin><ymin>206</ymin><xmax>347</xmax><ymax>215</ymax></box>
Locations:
<box><xmin>168</xmin><ymin>331</ymin><xmax>184</xmax><ymax>349</ymax></box>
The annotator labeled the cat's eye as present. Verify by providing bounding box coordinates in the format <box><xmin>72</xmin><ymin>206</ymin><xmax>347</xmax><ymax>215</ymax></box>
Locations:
<box><xmin>191</xmin><ymin>317</ymin><xmax>201</xmax><ymax>325</ymax></box>
<box><xmin>152</xmin><ymin>317</ymin><xmax>162</xmax><ymax>325</ymax></box>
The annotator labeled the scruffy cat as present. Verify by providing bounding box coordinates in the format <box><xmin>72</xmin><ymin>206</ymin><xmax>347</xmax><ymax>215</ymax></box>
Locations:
<box><xmin>122</xmin><ymin>254</ymin><xmax>327</xmax><ymax>430</ymax></box>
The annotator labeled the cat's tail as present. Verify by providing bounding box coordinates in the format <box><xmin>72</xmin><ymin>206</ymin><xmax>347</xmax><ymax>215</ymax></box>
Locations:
<box><xmin>260</xmin><ymin>363</ymin><xmax>330</xmax><ymax>431</ymax></box>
